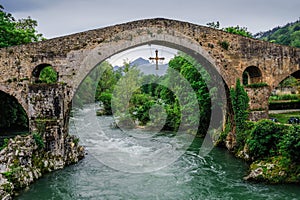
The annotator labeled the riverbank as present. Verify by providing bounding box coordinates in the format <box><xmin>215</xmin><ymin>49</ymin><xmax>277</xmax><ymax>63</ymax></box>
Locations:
<box><xmin>0</xmin><ymin>134</ymin><xmax>84</xmax><ymax>199</ymax></box>
<box><xmin>16</xmin><ymin>112</ymin><xmax>300</xmax><ymax>200</ymax></box>
<box><xmin>221</xmin><ymin>119</ymin><xmax>300</xmax><ymax>184</ymax></box>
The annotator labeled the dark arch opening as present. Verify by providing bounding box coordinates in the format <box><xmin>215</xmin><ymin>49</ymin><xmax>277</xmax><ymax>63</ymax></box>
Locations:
<box><xmin>32</xmin><ymin>64</ymin><xmax>58</xmax><ymax>84</ymax></box>
<box><xmin>242</xmin><ymin>66</ymin><xmax>262</xmax><ymax>85</ymax></box>
<box><xmin>0</xmin><ymin>90</ymin><xmax>29</xmax><ymax>146</ymax></box>
<box><xmin>72</xmin><ymin>43</ymin><xmax>228</xmax><ymax>135</ymax></box>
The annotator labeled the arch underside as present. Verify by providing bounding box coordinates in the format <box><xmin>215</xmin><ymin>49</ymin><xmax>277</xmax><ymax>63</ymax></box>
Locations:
<box><xmin>274</xmin><ymin>69</ymin><xmax>300</xmax><ymax>88</ymax></box>
<box><xmin>0</xmin><ymin>89</ymin><xmax>29</xmax><ymax>131</ymax></box>
<box><xmin>0</xmin><ymin>85</ymin><xmax>28</xmax><ymax>116</ymax></box>
<box><xmin>243</xmin><ymin>66</ymin><xmax>262</xmax><ymax>85</ymax></box>
<box><xmin>70</xmin><ymin>28</ymin><xmax>230</xmax><ymax>94</ymax></box>
<box><xmin>69</xmin><ymin>28</ymin><xmax>230</xmax><ymax>141</ymax></box>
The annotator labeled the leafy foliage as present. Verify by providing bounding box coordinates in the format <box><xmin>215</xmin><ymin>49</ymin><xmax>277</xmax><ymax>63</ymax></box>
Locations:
<box><xmin>98</xmin><ymin>92</ymin><xmax>113</xmax><ymax>115</ymax></box>
<box><xmin>74</xmin><ymin>61</ymin><xmax>117</xmax><ymax>107</ymax></box>
<box><xmin>39</xmin><ymin>66</ymin><xmax>58</xmax><ymax>84</ymax></box>
<box><xmin>0</xmin><ymin>138</ymin><xmax>9</xmax><ymax>150</ymax></box>
<box><xmin>247</xmin><ymin>120</ymin><xmax>288</xmax><ymax>159</ymax></box>
<box><xmin>218</xmin><ymin>41</ymin><xmax>230</xmax><ymax>50</ymax></box>
<box><xmin>229</xmin><ymin>79</ymin><xmax>249</xmax><ymax>149</ymax></box>
<box><xmin>245</xmin><ymin>82</ymin><xmax>268</xmax><ymax>88</ymax></box>
<box><xmin>223</xmin><ymin>26</ymin><xmax>252</xmax><ymax>38</ymax></box>
<box><xmin>206</xmin><ymin>21</ymin><xmax>253</xmax><ymax>38</ymax></box>
<box><xmin>157</xmin><ymin>54</ymin><xmax>212</xmax><ymax>134</ymax></box>
<box><xmin>230</xmin><ymin>79</ymin><xmax>249</xmax><ymax>134</ymax></box>
<box><xmin>33</xmin><ymin>132</ymin><xmax>45</xmax><ymax>149</ymax></box>
<box><xmin>279</xmin><ymin>125</ymin><xmax>300</xmax><ymax>162</ymax></box>
<box><xmin>0</xmin><ymin>91</ymin><xmax>28</xmax><ymax>129</ymax></box>
<box><xmin>0</xmin><ymin>5</ymin><xmax>44</xmax><ymax>48</ymax></box>
<box><xmin>279</xmin><ymin>76</ymin><xmax>299</xmax><ymax>87</ymax></box>
<box><xmin>256</xmin><ymin>19</ymin><xmax>300</xmax><ymax>48</ymax></box>
<box><xmin>95</xmin><ymin>61</ymin><xmax>119</xmax><ymax>99</ymax></box>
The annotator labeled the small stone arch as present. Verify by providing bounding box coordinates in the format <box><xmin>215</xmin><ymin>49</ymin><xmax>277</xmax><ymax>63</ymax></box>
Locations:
<box><xmin>32</xmin><ymin>64</ymin><xmax>58</xmax><ymax>83</ymax></box>
<box><xmin>0</xmin><ymin>89</ymin><xmax>29</xmax><ymax>131</ymax></box>
<box><xmin>273</xmin><ymin>69</ymin><xmax>300</xmax><ymax>95</ymax></box>
<box><xmin>242</xmin><ymin>66</ymin><xmax>262</xmax><ymax>85</ymax></box>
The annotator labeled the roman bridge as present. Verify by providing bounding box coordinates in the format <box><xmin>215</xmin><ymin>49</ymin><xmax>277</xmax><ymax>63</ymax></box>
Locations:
<box><xmin>0</xmin><ymin>18</ymin><xmax>299</xmax><ymax>153</ymax></box>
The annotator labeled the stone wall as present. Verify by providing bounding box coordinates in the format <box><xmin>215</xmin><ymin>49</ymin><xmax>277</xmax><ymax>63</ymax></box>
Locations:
<box><xmin>245</xmin><ymin>86</ymin><xmax>271</xmax><ymax>121</ymax></box>
<box><xmin>28</xmin><ymin>83</ymin><xmax>71</xmax><ymax>156</ymax></box>
<box><xmin>0</xmin><ymin>135</ymin><xmax>84</xmax><ymax>199</ymax></box>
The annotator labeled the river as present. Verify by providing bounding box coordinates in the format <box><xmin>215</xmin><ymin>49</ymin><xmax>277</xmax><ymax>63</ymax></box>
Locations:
<box><xmin>16</xmin><ymin>104</ymin><xmax>300</xmax><ymax>200</ymax></box>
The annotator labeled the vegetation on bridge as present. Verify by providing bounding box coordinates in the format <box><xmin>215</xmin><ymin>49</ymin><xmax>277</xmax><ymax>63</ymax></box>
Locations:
<box><xmin>0</xmin><ymin>5</ymin><xmax>44</xmax><ymax>48</ymax></box>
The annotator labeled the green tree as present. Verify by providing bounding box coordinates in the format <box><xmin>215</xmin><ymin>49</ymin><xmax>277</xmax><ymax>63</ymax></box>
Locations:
<box><xmin>280</xmin><ymin>125</ymin><xmax>300</xmax><ymax>162</ymax></box>
<box><xmin>0</xmin><ymin>5</ymin><xmax>44</xmax><ymax>48</ymax></box>
<box><xmin>112</xmin><ymin>64</ymin><xmax>142</xmax><ymax>126</ymax></box>
<box><xmin>158</xmin><ymin>53</ymin><xmax>212</xmax><ymax>134</ymax></box>
<box><xmin>39</xmin><ymin>66</ymin><xmax>58</xmax><ymax>84</ymax></box>
<box><xmin>230</xmin><ymin>79</ymin><xmax>249</xmax><ymax>140</ymax></box>
<box><xmin>95</xmin><ymin>61</ymin><xmax>118</xmax><ymax>100</ymax></box>
<box><xmin>279</xmin><ymin>76</ymin><xmax>299</xmax><ymax>87</ymax></box>
<box><xmin>247</xmin><ymin>120</ymin><xmax>287</xmax><ymax>159</ymax></box>
<box><xmin>257</xmin><ymin>19</ymin><xmax>300</xmax><ymax>48</ymax></box>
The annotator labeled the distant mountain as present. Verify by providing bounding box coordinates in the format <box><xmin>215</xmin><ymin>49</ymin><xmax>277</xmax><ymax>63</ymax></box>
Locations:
<box><xmin>113</xmin><ymin>57</ymin><xmax>169</xmax><ymax>76</ymax></box>
<box><xmin>130</xmin><ymin>57</ymin><xmax>150</xmax><ymax>66</ymax></box>
<box><xmin>255</xmin><ymin>19</ymin><xmax>300</xmax><ymax>48</ymax></box>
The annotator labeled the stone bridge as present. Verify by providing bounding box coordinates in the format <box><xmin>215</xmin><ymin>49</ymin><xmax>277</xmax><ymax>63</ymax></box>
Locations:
<box><xmin>0</xmin><ymin>18</ymin><xmax>299</xmax><ymax>153</ymax></box>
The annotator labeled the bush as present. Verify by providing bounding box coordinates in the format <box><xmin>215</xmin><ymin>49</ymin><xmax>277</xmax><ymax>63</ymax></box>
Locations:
<box><xmin>33</xmin><ymin>133</ymin><xmax>45</xmax><ymax>149</ymax></box>
<box><xmin>0</xmin><ymin>138</ymin><xmax>9</xmax><ymax>150</ymax></box>
<box><xmin>245</xmin><ymin>82</ymin><xmax>268</xmax><ymax>88</ymax></box>
<box><xmin>219</xmin><ymin>41</ymin><xmax>230</xmax><ymax>50</ymax></box>
<box><xmin>279</xmin><ymin>125</ymin><xmax>300</xmax><ymax>162</ymax></box>
<box><xmin>236</xmin><ymin>121</ymin><xmax>255</xmax><ymax>150</ymax></box>
<box><xmin>247</xmin><ymin>120</ymin><xmax>288</xmax><ymax>159</ymax></box>
<box><xmin>129</xmin><ymin>93</ymin><xmax>155</xmax><ymax>125</ymax></box>
<box><xmin>99</xmin><ymin>92</ymin><xmax>112</xmax><ymax>115</ymax></box>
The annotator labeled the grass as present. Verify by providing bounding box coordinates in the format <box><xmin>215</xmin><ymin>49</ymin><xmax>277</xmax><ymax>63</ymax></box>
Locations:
<box><xmin>269</xmin><ymin>111</ymin><xmax>300</xmax><ymax>124</ymax></box>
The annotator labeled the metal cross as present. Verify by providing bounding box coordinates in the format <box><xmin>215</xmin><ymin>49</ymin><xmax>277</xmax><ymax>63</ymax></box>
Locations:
<box><xmin>149</xmin><ymin>50</ymin><xmax>165</xmax><ymax>70</ymax></box>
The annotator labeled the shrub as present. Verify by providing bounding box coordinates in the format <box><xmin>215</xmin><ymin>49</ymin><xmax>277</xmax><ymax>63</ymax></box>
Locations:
<box><xmin>230</xmin><ymin>79</ymin><xmax>249</xmax><ymax>135</ymax></box>
<box><xmin>129</xmin><ymin>93</ymin><xmax>155</xmax><ymax>125</ymax></box>
<box><xmin>279</xmin><ymin>125</ymin><xmax>300</xmax><ymax>162</ymax></box>
<box><xmin>0</xmin><ymin>138</ymin><xmax>9</xmax><ymax>150</ymax></box>
<box><xmin>33</xmin><ymin>133</ymin><xmax>45</xmax><ymax>149</ymax></box>
<box><xmin>247</xmin><ymin>120</ymin><xmax>288</xmax><ymax>159</ymax></box>
<box><xmin>245</xmin><ymin>82</ymin><xmax>268</xmax><ymax>88</ymax></box>
<box><xmin>99</xmin><ymin>92</ymin><xmax>112</xmax><ymax>115</ymax></box>
<box><xmin>219</xmin><ymin>41</ymin><xmax>230</xmax><ymax>50</ymax></box>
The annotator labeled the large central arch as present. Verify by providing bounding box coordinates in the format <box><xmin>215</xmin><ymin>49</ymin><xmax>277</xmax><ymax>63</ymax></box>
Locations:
<box><xmin>68</xmin><ymin>27</ymin><xmax>228</xmax><ymax>94</ymax></box>
<box><xmin>69</xmin><ymin>27</ymin><xmax>229</xmax><ymax>159</ymax></box>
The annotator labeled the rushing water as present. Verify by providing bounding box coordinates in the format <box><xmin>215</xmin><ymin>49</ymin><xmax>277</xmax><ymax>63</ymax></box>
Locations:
<box><xmin>17</xmin><ymin>105</ymin><xmax>300</xmax><ymax>200</ymax></box>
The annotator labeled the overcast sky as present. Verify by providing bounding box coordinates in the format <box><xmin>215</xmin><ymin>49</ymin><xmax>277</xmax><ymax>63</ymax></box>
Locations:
<box><xmin>1</xmin><ymin>0</ymin><xmax>299</xmax><ymax>39</ymax></box>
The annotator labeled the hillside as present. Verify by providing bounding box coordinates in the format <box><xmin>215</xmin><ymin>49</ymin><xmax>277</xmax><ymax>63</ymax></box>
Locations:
<box><xmin>255</xmin><ymin>19</ymin><xmax>300</xmax><ymax>48</ymax></box>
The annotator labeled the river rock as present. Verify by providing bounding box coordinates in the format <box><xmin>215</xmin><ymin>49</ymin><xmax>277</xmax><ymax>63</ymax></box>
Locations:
<box><xmin>0</xmin><ymin>134</ymin><xmax>85</xmax><ymax>199</ymax></box>
<box><xmin>244</xmin><ymin>167</ymin><xmax>263</xmax><ymax>181</ymax></box>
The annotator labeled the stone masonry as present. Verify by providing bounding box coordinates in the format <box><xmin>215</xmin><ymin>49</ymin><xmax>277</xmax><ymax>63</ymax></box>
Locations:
<box><xmin>0</xmin><ymin>18</ymin><xmax>299</xmax><ymax>148</ymax></box>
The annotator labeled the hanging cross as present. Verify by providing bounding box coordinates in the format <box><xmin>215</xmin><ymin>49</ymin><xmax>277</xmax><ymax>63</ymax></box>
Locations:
<box><xmin>149</xmin><ymin>49</ymin><xmax>165</xmax><ymax>70</ymax></box>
